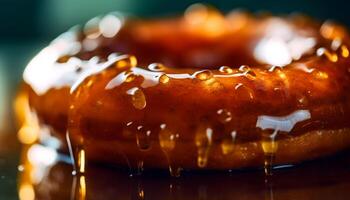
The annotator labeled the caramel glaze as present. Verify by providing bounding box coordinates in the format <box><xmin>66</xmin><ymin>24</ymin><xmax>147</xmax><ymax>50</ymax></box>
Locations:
<box><xmin>22</xmin><ymin>7</ymin><xmax>350</xmax><ymax>173</ymax></box>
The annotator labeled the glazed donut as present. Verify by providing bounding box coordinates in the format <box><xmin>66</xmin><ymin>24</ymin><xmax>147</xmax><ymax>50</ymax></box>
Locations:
<box><xmin>20</xmin><ymin>5</ymin><xmax>350</xmax><ymax>176</ymax></box>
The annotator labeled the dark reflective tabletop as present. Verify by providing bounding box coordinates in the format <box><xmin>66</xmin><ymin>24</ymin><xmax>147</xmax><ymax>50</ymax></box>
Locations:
<box><xmin>4</xmin><ymin>140</ymin><xmax>350</xmax><ymax>200</ymax></box>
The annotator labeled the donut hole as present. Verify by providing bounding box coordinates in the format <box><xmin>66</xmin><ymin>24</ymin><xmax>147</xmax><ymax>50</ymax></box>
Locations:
<box><xmin>79</xmin><ymin>17</ymin><xmax>317</xmax><ymax>69</ymax></box>
<box><xmin>111</xmin><ymin>22</ymin><xmax>261</xmax><ymax>69</ymax></box>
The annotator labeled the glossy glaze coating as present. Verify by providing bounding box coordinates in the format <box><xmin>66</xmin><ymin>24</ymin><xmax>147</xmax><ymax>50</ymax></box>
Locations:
<box><xmin>20</xmin><ymin>5</ymin><xmax>350</xmax><ymax>175</ymax></box>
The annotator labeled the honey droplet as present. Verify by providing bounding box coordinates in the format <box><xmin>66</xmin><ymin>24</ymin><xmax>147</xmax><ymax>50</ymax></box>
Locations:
<box><xmin>221</xmin><ymin>131</ymin><xmax>237</xmax><ymax>155</ymax></box>
<box><xmin>194</xmin><ymin>70</ymin><xmax>213</xmax><ymax>81</ymax></box>
<box><xmin>136</xmin><ymin>127</ymin><xmax>152</xmax><ymax>151</ymax></box>
<box><xmin>159</xmin><ymin>74</ymin><xmax>170</xmax><ymax>84</ymax></box>
<box><xmin>219</xmin><ymin>66</ymin><xmax>233</xmax><ymax>74</ymax></box>
<box><xmin>148</xmin><ymin>63</ymin><xmax>165</xmax><ymax>71</ymax></box>
<box><xmin>159</xmin><ymin>126</ymin><xmax>176</xmax><ymax>151</ymax></box>
<box><xmin>115</xmin><ymin>55</ymin><xmax>138</xmax><ymax>69</ymax></box>
<box><xmin>195</xmin><ymin>125</ymin><xmax>213</xmax><ymax>168</ymax></box>
<box><xmin>126</xmin><ymin>87</ymin><xmax>146</xmax><ymax>110</ymax></box>
<box><xmin>217</xmin><ymin>109</ymin><xmax>232</xmax><ymax>123</ymax></box>
<box><xmin>317</xmin><ymin>48</ymin><xmax>338</xmax><ymax>62</ymax></box>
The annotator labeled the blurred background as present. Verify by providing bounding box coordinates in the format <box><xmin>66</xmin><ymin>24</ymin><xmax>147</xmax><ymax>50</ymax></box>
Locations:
<box><xmin>0</xmin><ymin>0</ymin><xmax>350</xmax><ymax>198</ymax></box>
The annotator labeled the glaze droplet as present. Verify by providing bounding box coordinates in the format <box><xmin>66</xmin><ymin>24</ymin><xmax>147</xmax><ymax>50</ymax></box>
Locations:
<box><xmin>126</xmin><ymin>87</ymin><xmax>147</xmax><ymax>110</ymax></box>
<box><xmin>219</xmin><ymin>66</ymin><xmax>233</xmax><ymax>74</ymax></box>
<box><xmin>194</xmin><ymin>70</ymin><xmax>213</xmax><ymax>81</ymax></box>
<box><xmin>195</xmin><ymin>125</ymin><xmax>213</xmax><ymax>168</ymax></box>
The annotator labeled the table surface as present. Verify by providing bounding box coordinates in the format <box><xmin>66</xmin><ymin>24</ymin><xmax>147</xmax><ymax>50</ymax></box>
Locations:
<box><xmin>1</xmin><ymin>129</ymin><xmax>350</xmax><ymax>200</ymax></box>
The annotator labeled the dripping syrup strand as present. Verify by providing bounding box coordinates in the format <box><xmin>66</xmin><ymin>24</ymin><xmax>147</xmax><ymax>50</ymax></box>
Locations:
<box><xmin>262</xmin><ymin>130</ymin><xmax>278</xmax><ymax>176</ymax></box>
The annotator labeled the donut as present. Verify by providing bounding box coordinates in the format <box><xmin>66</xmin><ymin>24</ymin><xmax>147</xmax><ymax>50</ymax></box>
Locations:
<box><xmin>19</xmin><ymin>5</ymin><xmax>350</xmax><ymax>176</ymax></box>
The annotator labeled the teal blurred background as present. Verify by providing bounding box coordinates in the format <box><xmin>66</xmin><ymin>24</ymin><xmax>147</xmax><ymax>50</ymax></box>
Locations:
<box><xmin>1</xmin><ymin>0</ymin><xmax>350</xmax><ymax>131</ymax></box>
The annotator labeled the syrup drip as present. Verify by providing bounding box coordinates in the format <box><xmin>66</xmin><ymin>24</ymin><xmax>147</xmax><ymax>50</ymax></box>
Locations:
<box><xmin>195</xmin><ymin>125</ymin><xmax>213</xmax><ymax>168</ymax></box>
<box><xmin>261</xmin><ymin>130</ymin><xmax>278</xmax><ymax>176</ymax></box>
<box><xmin>136</xmin><ymin>126</ymin><xmax>152</xmax><ymax>151</ymax></box>
<box><xmin>256</xmin><ymin>110</ymin><xmax>311</xmax><ymax>175</ymax></box>
<box><xmin>126</xmin><ymin>87</ymin><xmax>147</xmax><ymax>110</ymax></box>
<box><xmin>221</xmin><ymin>131</ymin><xmax>237</xmax><ymax>155</ymax></box>
<box><xmin>159</xmin><ymin>124</ymin><xmax>182</xmax><ymax>177</ymax></box>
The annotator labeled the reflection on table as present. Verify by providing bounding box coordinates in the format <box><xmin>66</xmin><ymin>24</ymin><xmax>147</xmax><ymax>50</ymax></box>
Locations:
<box><xmin>18</xmin><ymin>143</ymin><xmax>350</xmax><ymax>200</ymax></box>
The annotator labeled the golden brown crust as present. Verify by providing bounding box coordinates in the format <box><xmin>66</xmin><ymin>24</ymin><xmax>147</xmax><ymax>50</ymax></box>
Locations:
<box><xmin>20</xmin><ymin>7</ymin><xmax>350</xmax><ymax>172</ymax></box>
